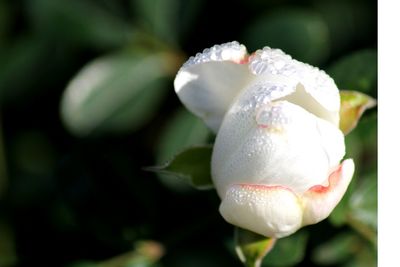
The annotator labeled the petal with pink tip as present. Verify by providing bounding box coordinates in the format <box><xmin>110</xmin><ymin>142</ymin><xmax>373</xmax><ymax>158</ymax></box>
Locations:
<box><xmin>211</xmin><ymin>100</ymin><xmax>345</xmax><ymax>198</ymax></box>
<box><xmin>219</xmin><ymin>184</ymin><xmax>303</xmax><ymax>238</ymax></box>
<box><xmin>301</xmin><ymin>159</ymin><xmax>355</xmax><ymax>225</ymax></box>
<box><xmin>174</xmin><ymin>41</ymin><xmax>251</xmax><ymax>132</ymax></box>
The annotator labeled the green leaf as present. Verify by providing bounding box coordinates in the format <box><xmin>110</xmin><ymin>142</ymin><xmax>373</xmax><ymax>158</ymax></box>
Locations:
<box><xmin>312</xmin><ymin>233</ymin><xmax>358</xmax><ymax>265</ymax></box>
<box><xmin>263</xmin><ymin>230</ymin><xmax>308</xmax><ymax>267</ymax></box>
<box><xmin>0</xmin><ymin>119</ymin><xmax>6</xmax><ymax>198</ymax></box>
<box><xmin>157</xmin><ymin>108</ymin><xmax>210</xmax><ymax>164</ymax></box>
<box><xmin>0</xmin><ymin>1</ymin><xmax>10</xmax><ymax>45</ymax></box>
<box><xmin>235</xmin><ymin>227</ymin><xmax>276</xmax><ymax>267</ymax></box>
<box><xmin>339</xmin><ymin>90</ymin><xmax>376</xmax><ymax>135</ymax></box>
<box><xmin>343</xmin><ymin>241</ymin><xmax>377</xmax><ymax>267</ymax></box>
<box><xmin>328</xmin><ymin>50</ymin><xmax>377</xmax><ymax>95</ymax></box>
<box><xmin>147</xmin><ymin>145</ymin><xmax>213</xmax><ymax>190</ymax></box>
<box><xmin>312</xmin><ymin>232</ymin><xmax>377</xmax><ymax>267</ymax></box>
<box><xmin>68</xmin><ymin>241</ymin><xmax>164</xmax><ymax>267</ymax></box>
<box><xmin>156</xmin><ymin>108</ymin><xmax>210</xmax><ymax>192</ymax></box>
<box><xmin>99</xmin><ymin>241</ymin><xmax>164</xmax><ymax>267</ymax></box>
<box><xmin>243</xmin><ymin>8</ymin><xmax>330</xmax><ymax>65</ymax></box>
<box><xmin>132</xmin><ymin>0</ymin><xmax>203</xmax><ymax>45</ymax></box>
<box><xmin>12</xmin><ymin>131</ymin><xmax>56</xmax><ymax>176</ymax></box>
<box><xmin>28</xmin><ymin>0</ymin><xmax>134</xmax><ymax>49</ymax></box>
<box><xmin>0</xmin><ymin>37</ymin><xmax>51</xmax><ymax>103</ymax></box>
<box><xmin>133</xmin><ymin>0</ymin><xmax>178</xmax><ymax>45</ymax></box>
<box><xmin>60</xmin><ymin>49</ymin><xmax>181</xmax><ymax>136</ymax></box>
<box><xmin>68</xmin><ymin>262</ymin><xmax>98</xmax><ymax>267</ymax></box>
<box><xmin>347</xmin><ymin>172</ymin><xmax>377</xmax><ymax>246</ymax></box>
<box><xmin>314</xmin><ymin>1</ymin><xmax>376</xmax><ymax>56</ymax></box>
<box><xmin>0</xmin><ymin>221</ymin><xmax>17</xmax><ymax>267</ymax></box>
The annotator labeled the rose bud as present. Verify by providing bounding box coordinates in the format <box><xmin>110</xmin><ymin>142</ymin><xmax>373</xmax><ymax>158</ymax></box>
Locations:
<box><xmin>174</xmin><ymin>41</ymin><xmax>354</xmax><ymax>238</ymax></box>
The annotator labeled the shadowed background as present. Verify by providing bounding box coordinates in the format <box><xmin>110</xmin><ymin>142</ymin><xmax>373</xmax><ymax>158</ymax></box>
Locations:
<box><xmin>0</xmin><ymin>0</ymin><xmax>377</xmax><ymax>266</ymax></box>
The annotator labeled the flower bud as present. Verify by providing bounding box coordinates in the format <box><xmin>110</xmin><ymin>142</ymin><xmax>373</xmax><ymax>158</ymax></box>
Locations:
<box><xmin>174</xmin><ymin>41</ymin><xmax>354</xmax><ymax>238</ymax></box>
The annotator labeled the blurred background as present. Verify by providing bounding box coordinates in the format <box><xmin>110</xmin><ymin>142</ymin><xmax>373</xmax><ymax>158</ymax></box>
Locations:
<box><xmin>0</xmin><ymin>0</ymin><xmax>377</xmax><ymax>266</ymax></box>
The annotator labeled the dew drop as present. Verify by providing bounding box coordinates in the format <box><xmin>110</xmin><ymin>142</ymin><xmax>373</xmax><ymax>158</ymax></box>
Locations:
<box><xmin>256</xmin><ymin>109</ymin><xmax>271</xmax><ymax>127</ymax></box>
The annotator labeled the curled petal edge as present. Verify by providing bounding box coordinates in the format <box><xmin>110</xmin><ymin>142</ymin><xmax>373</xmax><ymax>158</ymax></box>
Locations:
<box><xmin>219</xmin><ymin>159</ymin><xmax>354</xmax><ymax>238</ymax></box>
<box><xmin>301</xmin><ymin>159</ymin><xmax>355</xmax><ymax>225</ymax></box>
<box><xmin>247</xmin><ymin>46</ymin><xmax>341</xmax><ymax>115</ymax></box>
<box><xmin>174</xmin><ymin>41</ymin><xmax>251</xmax><ymax>133</ymax></box>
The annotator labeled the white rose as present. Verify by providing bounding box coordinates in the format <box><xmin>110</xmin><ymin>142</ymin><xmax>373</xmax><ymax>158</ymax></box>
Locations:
<box><xmin>174</xmin><ymin>41</ymin><xmax>354</xmax><ymax>238</ymax></box>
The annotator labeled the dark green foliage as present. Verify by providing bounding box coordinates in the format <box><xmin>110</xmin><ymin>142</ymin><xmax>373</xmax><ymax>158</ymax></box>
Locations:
<box><xmin>0</xmin><ymin>0</ymin><xmax>376</xmax><ymax>266</ymax></box>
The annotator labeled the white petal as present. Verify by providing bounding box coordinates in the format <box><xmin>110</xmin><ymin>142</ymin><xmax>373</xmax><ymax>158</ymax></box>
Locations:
<box><xmin>315</xmin><ymin>117</ymin><xmax>346</xmax><ymax>170</ymax></box>
<box><xmin>301</xmin><ymin>159</ymin><xmax>355</xmax><ymax>225</ymax></box>
<box><xmin>219</xmin><ymin>184</ymin><xmax>303</xmax><ymax>238</ymax></box>
<box><xmin>279</xmin><ymin>84</ymin><xmax>339</xmax><ymax>126</ymax></box>
<box><xmin>174</xmin><ymin>41</ymin><xmax>251</xmax><ymax>132</ymax></box>
<box><xmin>248</xmin><ymin>46</ymin><xmax>340</xmax><ymax>125</ymax></box>
<box><xmin>212</xmin><ymin>99</ymin><xmax>345</xmax><ymax>197</ymax></box>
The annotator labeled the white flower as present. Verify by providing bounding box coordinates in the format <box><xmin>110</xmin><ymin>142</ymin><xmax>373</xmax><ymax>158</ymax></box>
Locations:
<box><xmin>174</xmin><ymin>41</ymin><xmax>354</xmax><ymax>238</ymax></box>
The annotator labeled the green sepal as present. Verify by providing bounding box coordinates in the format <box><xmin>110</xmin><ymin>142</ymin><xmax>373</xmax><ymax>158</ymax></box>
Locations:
<box><xmin>235</xmin><ymin>227</ymin><xmax>276</xmax><ymax>267</ymax></box>
<box><xmin>146</xmin><ymin>145</ymin><xmax>214</xmax><ymax>190</ymax></box>
<box><xmin>339</xmin><ymin>90</ymin><xmax>376</xmax><ymax>135</ymax></box>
